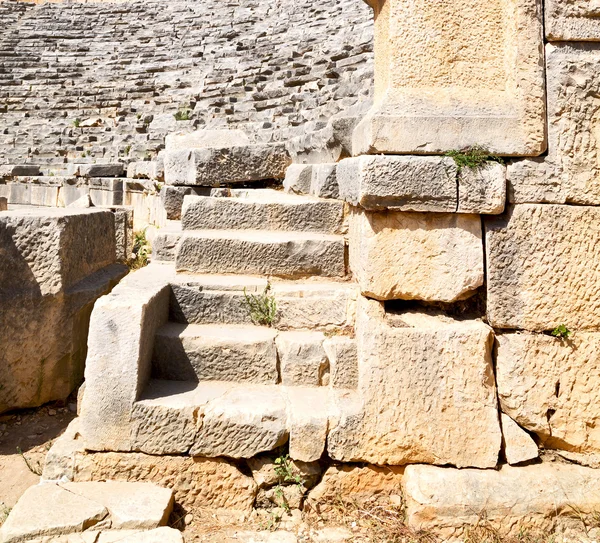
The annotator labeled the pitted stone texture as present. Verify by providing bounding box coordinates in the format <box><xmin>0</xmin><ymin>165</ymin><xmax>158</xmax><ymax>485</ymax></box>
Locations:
<box><xmin>176</xmin><ymin>230</ymin><xmax>346</xmax><ymax>278</ymax></box>
<box><xmin>328</xmin><ymin>301</ymin><xmax>501</xmax><ymax>468</ymax></box>
<box><xmin>496</xmin><ymin>332</ymin><xmax>600</xmax><ymax>454</ymax></box>
<box><xmin>457</xmin><ymin>162</ymin><xmax>506</xmax><ymax>214</ymax></box>
<box><xmin>283</xmin><ymin>164</ymin><xmax>313</xmax><ymax>195</ymax></box>
<box><xmin>349</xmin><ymin>208</ymin><xmax>484</xmax><ymax>302</ymax></box>
<box><xmin>338</xmin><ymin>155</ymin><xmax>457</xmax><ymax>212</ymax></box>
<box><xmin>485</xmin><ymin>204</ymin><xmax>600</xmax><ymax>330</ymax></box>
<box><xmin>403</xmin><ymin>463</ymin><xmax>600</xmax><ymax>538</ymax></box>
<box><xmin>307</xmin><ymin>464</ymin><xmax>404</xmax><ymax>511</ymax></box>
<box><xmin>500</xmin><ymin>413</ymin><xmax>539</xmax><ymax>466</ymax></box>
<box><xmin>287</xmin><ymin>387</ymin><xmax>329</xmax><ymax>462</ymax></box>
<box><xmin>277</xmin><ymin>331</ymin><xmax>329</xmax><ymax>386</ymax></box>
<box><xmin>509</xmin><ymin>44</ymin><xmax>600</xmax><ymax>205</ymax></box>
<box><xmin>546</xmin><ymin>0</ymin><xmax>600</xmax><ymax>40</ymax></box>
<box><xmin>152</xmin><ymin>323</ymin><xmax>278</xmax><ymax>384</ymax></box>
<box><xmin>323</xmin><ymin>336</ymin><xmax>358</xmax><ymax>389</ymax></box>
<box><xmin>310</xmin><ymin>164</ymin><xmax>339</xmax><ymax>199</ymax></box>
<box><xmin>67</xmin><ymin>164</ymin><xmax>124</xmax><ymax>178</ymax></box>
<box><xmin>160</xmin><ymin>186</ymin><xmax>211</xmax><ymax>220</ymax></box>
<box><xmin>151</xmin><ymin>224</ymin><xmax>182</xmax><ymax>263</ymax></box>
<box><xmin>0</xmin><ymin>484</ymin><xmax>108</xmax><ymax>543</ymax></box>
<box><xmin>127</xmin><ymin>160</ymin><xmax>164</xmax><ymax>182</ymax></box>
<box><xmin>165</xmin><ymin>129</ymin><xmax>250</xmax><ymax>150</ymax></box>
<box><xmin>164</xmin><ymin>144</ymin><xmax>291</xmax><ymax>185</ymax></box>
<box><xmin>181</xmin><ymin>192</ymin><xmax>344</xmax><ymax>234</ymax></box>
<box><xmin>353</xmin><ymin>0</ymin><xmax>546</xmax><ymax>155</ymax></box>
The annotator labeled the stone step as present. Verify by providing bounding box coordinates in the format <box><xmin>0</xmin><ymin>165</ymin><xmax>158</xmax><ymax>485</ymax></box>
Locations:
<box><xmin>131</xmin><ymin>379</ymin><xmax>335</xmax><ymax>461</ymax></box>
<box><xmin>181</xmin><ymin>190</ymin><xmax>345</xmax><ymax>234</ymax></box>
<box><xmin>169</xmin><ymin>274</ymin><xmax>357</xmax><ymax>330</ymax></box>
<box><xmin>152</xmin><ymin>322</ymin><xmax>279</xmax><ymax>384</ymax></box>
<box><xmin>175</xmin><ymin>230</ymin><xmax>346</xmax><ymax>277</ymax></box>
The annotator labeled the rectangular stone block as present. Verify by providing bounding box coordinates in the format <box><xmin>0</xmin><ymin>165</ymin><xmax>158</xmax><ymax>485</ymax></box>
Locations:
<box><xmin>509</xmin><ymin>44</ymin><xmax>600</xmax><ymax>205</ymax></box>
<box><xmin>328</xmin><ymin>300</ymin><xmax>501</xmax><ymax>468</ymax></box>
<box><xmin>164</xmin><ymin>144</ymin><xmax>291</xmax><ymax>185</ymax></box>
<box><xmin>354</xmin><ymin>0</ymin><xmax>546</xmax><ymax>155</ymax></box>
<box><xmin>457</xmin><ymin>162</ymin><xmax>506</xmax><ymax>214</ymax></box>
<box><xmin>165</xmin><ymin>129</ymin><xmax>250</xmax><ymax>150</ymax></box>
<box><xmin>283</xmin><ymin>164</ymin><xmax>313</xmax><ymax>195</ymax></box>
<box><xmin>0</xmin><ymin>197</ymin><xmax>6</xmax><ymax>211</ymax></box>
<box><xmin>485</xmin><ymin>204</ymin><xmax>600</xmax><ymax>330</ymax></box>
<box><xmin>160</xmin><ymin>186</ymin><xmax>211</xmax><ymax>220</ymax></box>
<box><xmin>497</xmin><ymin>331</ymin><xmax>600</xmax><ymax>454</ymax></box>
<box><xmin>276</xmin><ymin>331</ymin><xmax>328</xmax><ymax>386</ymax></box>
<box><xmin>546</xmin><ymin>0</ymin><xmax>600</xmax><ymax>40</ymax></box>
<box><xmin>68</xmin><ymin>163</ymin><xmax>124</xmax><ymax>178</ymax></box>
<box><xmin>0</xmin><ymin>164</ymin><xmax>40</xmax><ymax>178</ymax></box>
<box><xmin>323</xmin><ymin>336</ymin><xmax>358</xmax><ymax>389</ymax></box>
<box><xmin>310</xmin><ymin>164</ymin><xmax>339</xmax><ymax>199</ymax></box>
<box><xmin>349</xmin><ymin>207</ymin><xmax>484</xmax><ymax>302</ymax></box>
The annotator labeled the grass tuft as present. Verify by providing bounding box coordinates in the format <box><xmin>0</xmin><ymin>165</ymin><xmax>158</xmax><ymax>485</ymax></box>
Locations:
<box><xmin>243</xmin><ymin>283</ymin><xmax>277</xmax><ymax>326</ymax></box>
<box><xmin>445</xmin><ymin>145</ymin><xmax>503</xmax><ymax>172</ymax></box>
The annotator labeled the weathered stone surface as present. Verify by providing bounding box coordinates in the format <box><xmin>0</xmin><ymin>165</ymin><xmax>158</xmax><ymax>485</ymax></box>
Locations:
<box><xmin>323</xmin><ymin>336</ymin><xmax>358</xmax><ymax>389</ymax></box>
<box><xmin>176</xmin><ymin>230</ymin><xmax>346</xmax><ymax>278</ymax></box>
<box><xmin>283</xmin><ymin>164</ymin><xmax>313</xmax><ymax>195</ymax></box>
<box><xmin>45</xmin><ymin>428</ymin><xmax>257</xmax><ymax>513</ymax></box>
<box><xmin>328</xmin><ymin>301</ymin><xmax>501</xmax><ymax>468</ymax></box>
<box><xmin>501</xmin><ymin>413</ymin><xmax>539</xmax><ymax>465</ymax></box>
<box><xmin>403</xmin><ymin>463</ymin><xmax>600</xmax><ymax>538</ymax></box>
<box><xmin>310</xmin><ymin>164</ymin><xmax>339</xmax><ymax>199</ymax></box>
<box><xmin>160</xmin><ymin>186</ymin><xmax>211</xmax><ymax>220</ymax></box>
<box><xmin>247</xmin><ymin>455</ymin><xmax>321</xmax><ymax>490</ymax></box>
<box><xmin>485</xmin><ymin>204</ymin><xmax>600</xmax><ymax>330</ymax></box>
<box><xmin>277</xmin><ymin>331</ymin><xmax>328</xmax><ymax>386</ymax></box>
<box><xmin>496</xmin><ymin>331</ymin><xmax>600</xmax><ymax>453</ymax></box>
<box><xmin>509</xmin><ymin>44</ymin><xmax>600</xmax><ymax>205</ymax></box>
<box><xmin>0</xmin><ymin>197</ymin><xmax>6</xmax><ymax>211</ymax></box>
<box><xmin>307</xmin><ymin>464</ymin><xmax>404</xmax><ymax>511</ymax></box>
<box><xmin>457</xmin><ymin>162</ymin><xmax>506</xmax><ymax>214</ymax></box>
<box><xmin>353</xmin><ymin>0</ymin><xmax>546</xmax><ymax>155</ymax></box>
<box><xmin>152</xmin><ymin>323</ymin><xmax>278</xmax><ymax>384</ymax></box>
<box><xmin>151</xmin><ymin>224</ymin><xmax>182</xmax><ymax>262</ymax></box>
<box><xmin>67</xmin><ymin>164</ymin><xmax>124</xmax><ymax>178</ymax></box>
<box><xmin>287</xmin><ymin>387</ymin><xmax>329</xmax><ymax>462</ymax></box>
<box><xmin>94</xmin><ymin>528</ymin><xmax>184</xmax><ymax>543</ymax></box>
<box><xmin>0</xmin><ymin>484</ymin><xmax>108</xmax><ymax>543</ymax></box>
<box><xmin>181</xmin><ymin>192</ymin><xmax>344</xmax><ymax>234</ymax></box>
<box><xmin>67</xmin><ymin>194</ymin><xmax>94</xmax><ymax>208</ymax></box>
<box><xmin>127</xmin><ymin>160</ymin><xmax>164</xmax><ymax>182</ymax></box>
<box><xmin>338</xmin><ymin>155</ymin><xmax>457</xmax><ymax>212</ymax></box>
<box><xmin>164</xmin><ymin>144</ymin><xmax>291</xmax><ymax>185</ymax></box>
<box><xmin>165</xmin><ymin>129</ymin><xmax>250</xmax><ymax>150</ymax></box>
<box><xmin>349</xmin><ymin>208</ymin><xmax>484</xmax><ymax>302</ymax></box>
<box><xmin>0</xmin><ymin>165</ymin><xmax>40</xmax><ymax>177</ymax></box>
<box><xmin>79</xmin><ymin>264</ymin><xmax>173</xmax><ymax>451</ymax></box>
<box><xmin>546</xmin><ymin>0</ymin><xmax>600</xmax><ymax>40</ymax></box>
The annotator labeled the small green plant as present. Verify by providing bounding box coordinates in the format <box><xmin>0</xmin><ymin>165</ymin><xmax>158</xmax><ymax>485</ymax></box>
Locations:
<box><xmin>551</xmin><ymin>324</ymin><xmax>572</xmax><ymax>339</ymax></box>
<box><xmin>243</xmin><ymin>283</ymin><xmax>277</xmax><ymax>326</ymax></box>
<box><xmin>130</xmin><ymin>229</ymin><xmax>152</xmax><ymax>270</ymax></box>
<box><xmin>445</xmin><ymin>145</ymin><xmax>503</xmax><ymax>172</ymax></box>
<box><xmin>72</xmin><ymin>118</ymin><xmax>81</xmax><ymax>128</ymax></box>
<box><xmin>259</xmin><ymin>510</ymin><xmax>282</xmax><ymax>532</ymax></box>
<box><xmin>16</xmin><ymin>447</ymin><xmax>42</xmax><ymax>476</ymax></box>
<box><xmin>274</xmin><ymin>454</ymin><xmax>302</xmax><ymax>484</ymax></box>
<box><xmin>174</xmin><ymin>108</ymin><xmax>192</xmax><ymax>121</ymax></box>
<box><xmin>124</xmin><ymin>144</ymin><xmax>131</xmax><ymax>155</ymax></box>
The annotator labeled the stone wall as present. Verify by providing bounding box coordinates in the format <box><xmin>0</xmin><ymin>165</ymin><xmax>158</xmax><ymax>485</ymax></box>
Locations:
<box><xmin>0</xmin><ymin>0</ymin><xmax>373</xmax><ymax>165</ymax></box>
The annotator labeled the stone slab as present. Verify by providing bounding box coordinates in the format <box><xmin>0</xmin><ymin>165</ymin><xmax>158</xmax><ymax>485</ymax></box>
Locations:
<box><xmin>500</xmin><ymin>413</ymin><xmax>539</xmax><ymax>465</ymax></box>
<box><xmin>287</xmin><ymin>387</ymin><xmax>329</xmax><ymax>462</ymax></box>
<box><xmin>164</xmin><ymin>144</ymin><xmax>291</xmax><ymax>185</ymax></box>
<box><xmin>165</xmin><ymin>129</ymin><xmax>250</xmax><ymax>150</ymax></box>
<box><xmin>496</xmin><ymin>331</ymin><xmax>600</xmax><ymax>454</ymax></box>
<box><xmin>328</xmin><ymin>301</ymin><xmax>501</xmax><ymax>468</ymax></box>
<box><xmin>160</xmin><ymin>186</ymin><xmax>211</xmax><ymax>220</ymax></box>
<box><xmin>349</xmin><ymin>208</ymin><xmax>484</xmax><ymax>302</ymax></box>
<box><xmin>283</xmin><ymin>164</ymin><xmax>313</xmax><ymax>195</ymax></box>
<box><xmin>67</xmin><ymin>164</ymin><xmax>124</xmax><ymax>178</ymax></box>
<box><xmin>276</xmin><ymin>331</ymin><xmax>328</xmax><ymax>386</ymax></box>
<box><xmin>457</xmin><ymin>162</ymin><xmax>506</xmax><ymax>214</ymax></box>
<box><xmin>546</xmin><ymin>0</ymin><xmax>600</xmax><ymax>40</ymax></box>
<box><xmin>176</xmin><ymin>230</ymin><xmax>346</xmax><ymax>278</ymax></box>
<box><xmin>310</xmin><ymin>164</ymin><xmax>339</xmax><ymax>199</ymax></box>
<box><xmin>403</xmin><ymin>463</ymin><xmax>600</xmax><ymax>538</ymax></box>
<box><xmin>323</xmin><ymin>336</ymin><xmax>358</xmax><ymax>389</ymax></box>
<box><xmin>485</xmin><ymin>204</ymin><xmax>600</xmax><ymax>330</ymax></box>
<box><xmin>0</xmin><ymin>165</ymin><xmax>40</xmax><ymax>178</ymax></box>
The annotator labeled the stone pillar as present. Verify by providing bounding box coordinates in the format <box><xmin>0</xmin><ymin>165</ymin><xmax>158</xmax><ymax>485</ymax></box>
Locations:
<box><xmin>354</xmin><ymin>0</ymin><xmax>547</xmax><ymax>156</ymax></box>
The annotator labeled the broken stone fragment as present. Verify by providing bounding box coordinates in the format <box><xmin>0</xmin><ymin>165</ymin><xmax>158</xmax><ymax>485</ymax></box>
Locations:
<box><xmin>500</xmin><ymin>413</ymin><xmax>539</xmax><ymax>465</ymax></box>
<box><xmin>310</xmin><ymin>163</ymin><xmax>339</xmax><ymax>199</ymax></box>
<box><xmin>283</xmin><ymin>164</ymin><xmax>313</xmax><ymax>195</ymax></box>
<box><xmin>276</xmin><ymin>331</ymin><xmax>328</xmax><ymax>386</ymax></box>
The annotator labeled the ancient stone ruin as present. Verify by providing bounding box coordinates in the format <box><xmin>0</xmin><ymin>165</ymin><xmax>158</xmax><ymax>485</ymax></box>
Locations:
<box><xmin>2</xmin><ymin>0</ymin><xmax>600</xmax><ymax>541</ymax></box>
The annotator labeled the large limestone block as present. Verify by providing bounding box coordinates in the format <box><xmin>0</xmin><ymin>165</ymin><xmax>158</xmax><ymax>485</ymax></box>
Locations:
<box><xmin>67</xmin><ymin>163</ymin><xmax>124</xmax><ymax>178</ymax></box>
<box><xmin>328</xmin><ymin>302</ymin><xmax>501</xmax><ymax>468</ymax></box>
<box><xmin>509</xmin><ymin>44</ymin><xmax>600</xmax><ymax>205</ymax></box>
<box><xmin>0</xmin><ymin>483</ymin><xmax>108</xmax><ymax>543</ymax></box>
<box><xmin>181</xmin><ymin>192</ymin><xmax>344</xmax><ymax>234</ymax></box>
<box><xmin>403</xmin><ymin>463</ymin><xmax>600</xmax><ymax>538</ymax></box>
<box><xmin>152</xmin><ymin>323</ymin><xmax>278</xmax><ymax>384</ymax></box>
<box><xmin>163</xmin><ymin>144</ymin><xmax>291</xmax><ymax>185</ymax></box>
<box><xmin>323</xmin><ymin>336</ymin><xmax>358</xmax><ymax>389</ymax></box>
<box><xmin>276</xmin><ymin>331</ymin><xmax>328</xmax><ymax>386</ymax></box>
<box><xmin>337</xmin><ymin>155</ymin><xmax>457</xmax><ymax>212</ymax></box>
<box><xmin>0</xmin><ymin>164</ymin><xmax>40</xmax><ymax>178</ymax></box>
<box><xmin>165</xmin><ymin>129</ymin><xmax>250</xmax><ymax>150</ymax></box>
<box><xmin>353</xmin><ymin>0</ymin><xmax>546</xmax><ymax>155</ymax></box>
<box><xmin>349</xmin><ymin>208</ymin><xmax>484</xmax><ymax>302</ymax></box>
<box><xmin>457</xmin><ymin>162</ymin><xmax>506</xmax><ymax>214</ymax></box>
<box><xmin>497</xmin><ymin>332</ymin><xmax>600</xmax><ymax>453</ymax></box>
<box><xmin>176</xmin><ymin>230</ymin><xmax>346</xmax><ymax>278</ymax></box>
<box><xmin>286</xmin><ymin>387</ymin><xmax>329</xmax><ymax>462</ymax></box>
<box><xmin>501</xmin><ymin>413</ymin><xmax>539</xmax><ymax>465</ymax></box>
<box><xmin>485</xmin><ymin>204</ymin><xmax>600</xmax><ymax>330</ymax></box>
<box><xmin>546</xmin><ymin>0</ymin><xmax>600</xmax><ymax>40</ymax></box>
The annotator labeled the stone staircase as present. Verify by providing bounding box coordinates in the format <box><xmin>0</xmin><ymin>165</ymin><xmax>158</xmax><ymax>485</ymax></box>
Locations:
<box><xmin>80</xmin><ymin>186</ymin><xmax>358</xmax><ymax>464</ymax></box>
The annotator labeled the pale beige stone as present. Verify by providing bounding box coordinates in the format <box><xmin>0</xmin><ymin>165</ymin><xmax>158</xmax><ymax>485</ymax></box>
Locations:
<box><xmin>485</xmin><ymin>204</ymin><xmax>600</xmax><ymax>330</ymax></box>
<box><xmin>327</xmin><ymin>300</ymin><xmax>501</xmax><ymax>468</ymax></box>
<box><xmin>349</xmin><ymin>208</ymin><xmax>484</xmax><ymax>302</ymax></box>
<box><xmin>497</xmin><ymin>332</ymin><xmax>600</xmax><ymax>453</ymax></box>
<box><xmin>457</xmin><ymin>162</ymin><xmax>506</xmax><ymax>214</ymax></box>
<box><xmin>307</xmin><ymin>463</ymin><xmax>404</xmax><ymax>511</ymax></box>
<box><xmin>323</xmin><ymin>336</ymin><xmax>358</xmax><ymax>389</ymax></box>
<box><xmin>500</xmin><ymin>413</ymin><xmax>539</xmax><ymax>465</ymax></box>
<box><xmin>286</xmin><ymin>387</ymin><xmax>329</xmax><ymax>462</ymax></box>
<box><xmin>0</xmin><ymin>484</ymin><xmax>108</xmax><ymax>543</ymax></box>
<box><xmin>276</xmin><ymin>331</ymin><xmax>328</xmax><ymax>386</ymax></box>
<box><xmin>403</xmin><ymin>463</ymin><xmax>600</xmax><ymax>538</ymax></box>
<box><xmin>546</xmin><ymin>0</ymin><xmax>600</xmax><ymax>40</ymax></box>
<box><xmin>354</xmin><ymin>0</ymin><xmax>546</xmax><ymax>155</ymax></box>
<box><xmin>165</xmin><ymin>129</ymin><xmax>250</xmax><ymax>150</ymax></box>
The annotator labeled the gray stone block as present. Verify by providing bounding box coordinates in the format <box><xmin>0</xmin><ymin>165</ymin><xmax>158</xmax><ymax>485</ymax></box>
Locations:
<box><xmin>311</xmin><ymin>163</ymin><xmax>339</xmax><ymax>199</ymax></box>
<box><xmin>68</xmin><ymin>163</ymin><xmax>124</xmax><ymax>178</ymax></box>
<box><xmin>283</xmin><ymin>164</ymin><xmax>313</xmax><ymax>195</ymax></box>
